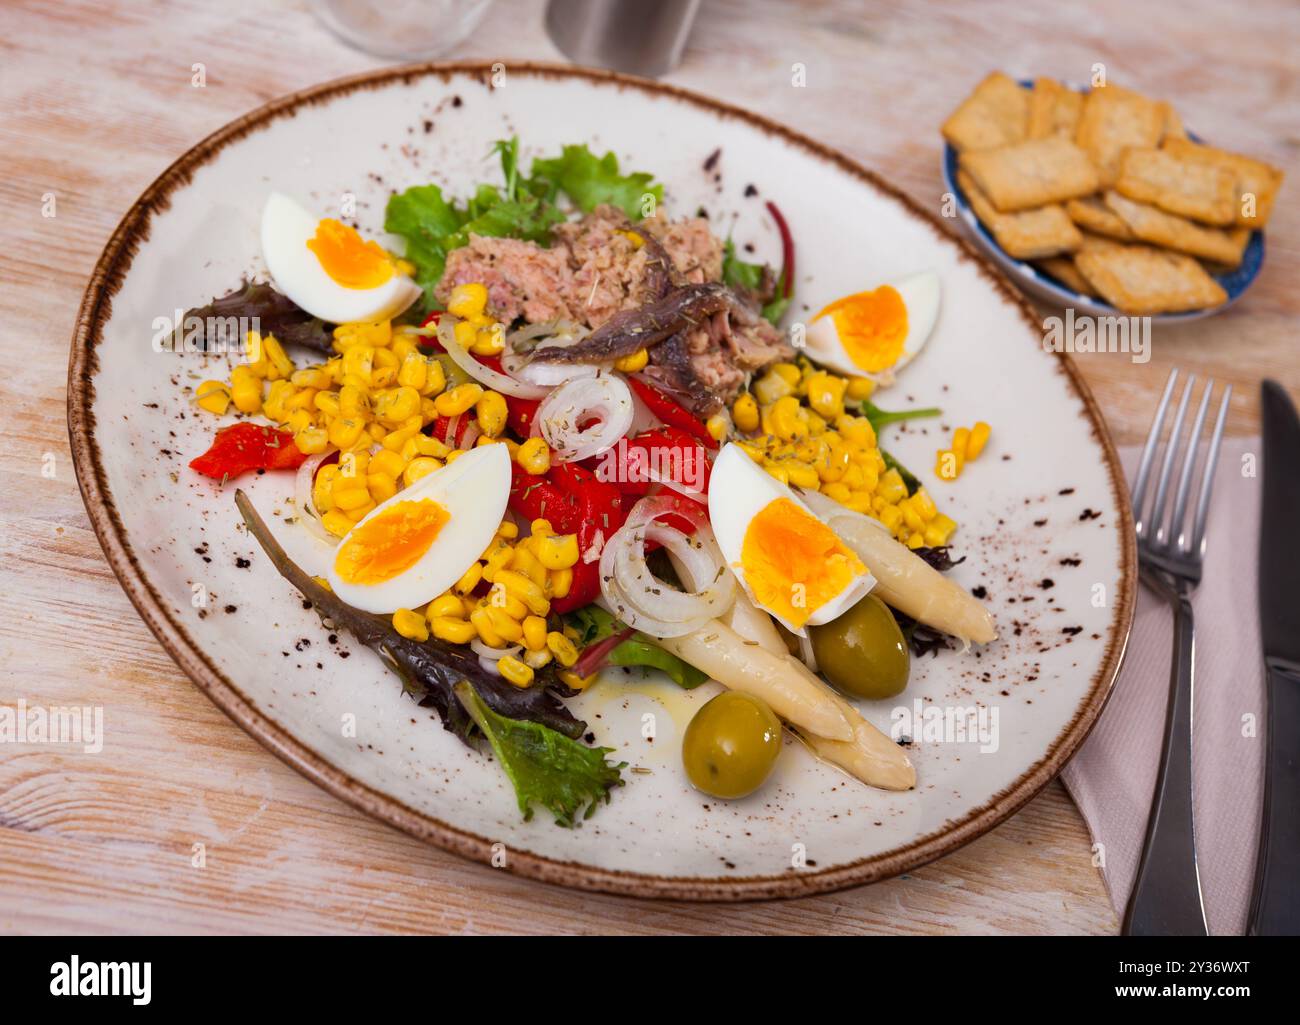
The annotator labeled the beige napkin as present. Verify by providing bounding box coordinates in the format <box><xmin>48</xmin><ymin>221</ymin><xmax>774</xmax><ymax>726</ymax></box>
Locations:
<box><xmin>1061</xmin><ymin>436</ymin><xmax>1264</xmax><ymax>935</ymax></box>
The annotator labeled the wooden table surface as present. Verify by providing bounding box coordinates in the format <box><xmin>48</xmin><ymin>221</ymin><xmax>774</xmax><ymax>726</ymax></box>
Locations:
<box><xmin>2</xmin><ymin>0</ymin><xmax>1295</xmax><ymax>935</ymax></box>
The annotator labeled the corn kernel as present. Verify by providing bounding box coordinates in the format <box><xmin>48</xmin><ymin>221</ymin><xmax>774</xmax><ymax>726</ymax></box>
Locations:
<box><xmin>476</xmin><ymin>390</ymin><xmax>508</xmax><ymax>438</ymax></box>
<box><xmin>906</xmin><ymin>532</ymin><xmax>926</xmax><ymax>550</ymax></box>
<box><xmin>548</xmin><ymin>566</ymin><xmax>573</xmax><ymax>599</ymax></box>
<box><xmin>772</xmin><ymin>362</ymin><xmax>801</xmax><ymax>386</ymax></box>
<box><xmin>497</xmin><ymin>655</ymin><xmax>534</xmax><ymax>688</ymax></box>
<box><xmin>785</xmin><ymin>460</ymin><xmax>820</xmax><ymax>489</ymax></box>
<box><xmin>369</xmin><ymin>449</ymin><xmax>406</xmax><ymax>479</ymax></box>
<box><xmin>732</xmin><ymin>393</ymin><xmax>760</xmax><ymax>432</ymax></box>
<box><xmin>935</xmin><ymin>449</ymin><xmax>961</xmax><ymax>481</ymax></box>
<box><xmin>404</xmin><ymin>457</ymin><xmax>442</xmax><ymax>487</ymax></box>
<box><xmin>321</xmin><ymin>510</ymin><xmax>353</xmax><ymax>537</ymax></box>
<box><xmin>454</xmin><ymin>561</ymin><xmax>483</xmax><ymax>595</ymax></box>
<box><xmin>706</xmin><ymin>414</ymin><xmax>729</xmax><ymax>442</ymax></box>
<box><xmin>262</xmin><ymin>334</ymin><xmax>294</xmax><ymax>380</ymax></box>
<box><xmin>328</xmin><ymin>417</ymin><xmax>365</xmax><ymax>450</ymax></box>
<box><xmin>374</xmin><ymin>385</ymin><xmax>421</xmax><ymax>425</ymax></box>
<box><xmin>753</xmin><ymin>370</ymin><xmax>793</xmax><ymax>406</ymax></box>
<box><xmin>953</xmin><ymin>427</ymin><xmax>970</xmax><ymax>463</ymax></box>
<box><xmin>469</xmin><ymin>607</ymin><xmax>505</xmax><ymax>647</ymax></box>
<box><xmin>447</xmin><ymin>282</ymin><xmax>489</xmax><ymax>319</ymax></box>
<box><xmin>392</xmin><ymin>350</ymin><xmax>426</xmax><ymax>391</ymax></box>
<box><xmin>805</xmin><ymin>371</ymin><xmax>847</xmax><ymax>419</ymax></box>
<box><xmin>547</xmin><ymin>631</ymin><xmax>579</xmax><ymax>667</ymax></box>
<box><xmin>392</xmin><ymin>608</ymin><xmax>429</xmax><ymax>642</ymax></box>
<box><xmin>878</xmin><ymin>504</ymin><xmax>904</xmax><ymax>531</ymax></box>
<box><xmin>822</xmin><ymin>481</ymin><xmax>852</xmax><ymax>504</ymax></box>
<box><xmin>344</xmin><ymin>500</ymin><xmax>375</xmax><ymax>522</ymax></box>
<box><xmin>516</xmin><ymin>437</ymin><xmax>551</xmax><ymax>475</ymax></box>
<box><xmin>485</xmin><ymin>583</ymin><xmax>529</xmax><ymax>620</ymax></box>
<box><xmin>613</xmin><ymin>348</ymin><xmax>649</xmax><ymax>372</ymax></box>
<box><xmin>495</xmin><ymin>570</ymin><xmax>549</xmax><ymax>616</ymax></box>
<box><xmin>230</xmin><ymin>365</ymin><xmax>263</xmax><ymax>413</ymax></box>
<box><xmin>470</xmin><ymin>324</ymin><xmax>505</xmax><ymax>356</ymax></box>
<box><xmin>431</xmin><ymin>616</ymin><xmax>476</xmax><ymax>644</ymax></box>
<box><xmin>524</xmin><ymin>647</ymin><xmax>553</xmax><ymax>670</ymax></box>
<box><xmin>496</xmin><ymin>520</ymin><xmax>519</xmax><ymax>540</ymax></box>
<box><xmin>846</xmin><ymin>376</ymin><xmax>876</xmax><ymax>400</ymax></box>
<box><xmin>912</xmin><ymin>487</ymin><xmax>938</xmax><ymax>521</ymax></box>
<box><xmin>427</xmin><ymin>594</ymin><xmax>465</xmax><ymax>620</ymax></box>
<box><xmin>845</xmin><ymin>490</ymin><xmax>874</xmax><ymax>514</ymax></box>
<box><xmin>535</xmin><ymin>532</ymin><xmax>580</xmax><ymax>570</ymax></box>
<box><xmin>194</xmin><ymin>380</ymin><xmax>231</xmax><ymax>415</ymax></box>
<box><xmin>367</xmin><ymin>471</ymin><xmax>397</xmax><ymax>503</ymax></box>
<box><xmin>967</xmin><ymin>421</ymin><xmax>991</xmax><ymax>461</ymax></box>
<box><xmin>294</xmin><ymin>426</ymin><xmax>328</xmax><ymax>455</ymax></box>
<box><xmin>510</xmin><ymin>546</ymin><xmax>547</xmax><ymax>587</ymax></box>
<box><xmin>559</xmin><ymin>669</ymin><xmax>597</xmax><ymax>691</ymax></box>
<box><xmin>333</xmin><ymin>483</ymin><xmax>371</xmax><ymax>512</ymax></box>
<box><xmin>522</xmin><ymin>615</ymin><xmax>548</xmax><ymax>652</ymax></box>
<box><xmin>434</xmin><ymin>382</ymin><xmax>483</xmax><ymax>417</ymax></box>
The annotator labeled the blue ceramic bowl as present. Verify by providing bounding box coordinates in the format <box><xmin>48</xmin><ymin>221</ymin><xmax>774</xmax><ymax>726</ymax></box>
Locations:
<box><xmin>941</xmin><ymin>82</ymin><xmax>1264</xmax><ymax>322</ymax></box>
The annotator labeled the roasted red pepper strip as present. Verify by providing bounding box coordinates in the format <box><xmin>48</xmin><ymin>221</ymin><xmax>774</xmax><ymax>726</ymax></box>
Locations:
<box><xmin>611</xmin><ymin>426</ymin><xmax>711</xmax><ymax>500</ymax></box>
<box><xmin>504</xmin><ymin>395</ymin><xmax>541</xmax><ymax>437</ymax></box>
<box><xmin>509</xmin><ymin>462</ymin><xmax>627</xmax><ymax>613</ymax></box>
<box><xmin>626</xmin><ymin>377</ymin><xmax>718</xmax><ymax>449</ymax></box>
<box><xmin>189</xmin><ymin>423</ymin><xmax>306</xmax><ymax>481</ymax></box>
<box><xmin>766</xmin><ymin>199</ymin><xmax>795</xmax><ymax>299</ymax></box>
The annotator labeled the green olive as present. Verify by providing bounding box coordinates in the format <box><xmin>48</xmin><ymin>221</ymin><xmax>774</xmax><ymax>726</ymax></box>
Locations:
<box><xmin>431</xmin><ymin>352</ymin><xmax>473</xmax><ymax>389</ymax></box>
<box><xmin>809</xmin><ymin>594</ymin><xmax>910</xmax><ymax>700</ymax></box>
<box><xmin>682</xmin><ymin>691</ymin><xmax>782</xmax><ymax>799</ymax></box>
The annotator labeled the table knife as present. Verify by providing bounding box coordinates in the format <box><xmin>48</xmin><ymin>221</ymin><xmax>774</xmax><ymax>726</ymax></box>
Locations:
<box><xmin>1248</xmin><ymin>379</ymin><xmax>1300</xmax><ymax>935</ymax></box>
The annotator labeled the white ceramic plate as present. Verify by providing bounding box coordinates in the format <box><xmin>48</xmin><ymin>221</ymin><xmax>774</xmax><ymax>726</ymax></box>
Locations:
<box><xmin>69</xmin><ymin>63</ymin><xmax>1135</xmax><ymax>900</ymax></box>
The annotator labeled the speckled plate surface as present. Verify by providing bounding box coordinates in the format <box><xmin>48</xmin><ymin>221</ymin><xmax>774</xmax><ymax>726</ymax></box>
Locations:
<box><xmin>68</xmin><ymin>63</ymin><xmax>1135</xmax><ymax>900</ymax></box>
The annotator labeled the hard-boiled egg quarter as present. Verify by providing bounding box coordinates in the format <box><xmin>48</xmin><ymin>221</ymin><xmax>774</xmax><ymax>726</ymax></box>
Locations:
<box><xmin>327</xmin><ymin>444</ymin><xmax>511</xmax><ymax>614</ymax></box>
<box><xmin>804</xmin><ymin>270</ymin><xmax>941</xmax><ymax>385</ymax></box>
<box><xmin>708</xmin><ymin>444</ymin><xmax>876</xmax><ymax>634</ymax></box>
<box><xmin>261</xmin><ymin>192</ymin><xmax>422</xmax><ymax>325</ymax></box>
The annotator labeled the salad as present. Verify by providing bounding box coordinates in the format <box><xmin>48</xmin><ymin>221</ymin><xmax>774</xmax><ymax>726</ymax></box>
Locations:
<box><xmin>180</xmin><ymin>138</ymin><xmax>996</xmax><ymax>825</ymax></box>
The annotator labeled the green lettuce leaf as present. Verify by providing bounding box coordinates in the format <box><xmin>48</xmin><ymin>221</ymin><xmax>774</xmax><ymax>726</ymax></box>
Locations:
<box><xmin>607</xmin><ymin>637</ymin><xmax>708</xmax><ymax>689</ymax></box>
<box><xmin>529</xmin><ymin>144</ymin><xmax>662</xmax><ymax>218</ymax></box>
<box><xmin>383</xmin><ymin>184</ymin><xmax>466</xmax><ymax>310</ymax></box>
<box><xmin>562</xmin><ymin>606</ymin><xmax>707</xmax><ymax>689</ymax></box>
<box><xmin>454</xmin><ymin>682</ymin><xmax>624</xmax><ymax>827</ymax></box>
<box><xmin>722</xmin><ymin>239</ymin><xmax>787</xmax><ymax>326</ymax></box>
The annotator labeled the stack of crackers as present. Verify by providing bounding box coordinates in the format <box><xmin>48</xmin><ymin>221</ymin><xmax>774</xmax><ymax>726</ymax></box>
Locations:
<box><xmin>943</xmin><ymin>72</ymin><xmax>1284</xmax><ymax>315</ymax></box>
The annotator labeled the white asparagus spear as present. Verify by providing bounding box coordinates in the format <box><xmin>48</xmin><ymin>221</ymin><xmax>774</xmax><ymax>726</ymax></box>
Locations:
<box><xmin>654</xmin><ymin>624</ymin><xmax>855</xmax><ymax>742</ymax></box>
<box><xmin>717</xmin><ymin>588</ymin><xmax>915</xmax><ymax>791</ymax></box>
<box><xmin>801</xmin><ymin>490</ymin><xmax>996</xmax><ymax>645</ymax></box>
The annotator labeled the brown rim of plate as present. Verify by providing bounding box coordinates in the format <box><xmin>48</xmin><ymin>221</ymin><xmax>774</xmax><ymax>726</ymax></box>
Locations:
<box><xmin>67</xmin><ymin>61</ymin><xmax>1137</xmax><ymax>903</ymax></box>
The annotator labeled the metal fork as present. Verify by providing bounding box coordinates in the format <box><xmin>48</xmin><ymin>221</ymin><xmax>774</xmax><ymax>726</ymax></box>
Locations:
<box><xmin>1123</xmin><ymin>368</ymin><xmax>1231</xmax><ymax>936</ymax></box>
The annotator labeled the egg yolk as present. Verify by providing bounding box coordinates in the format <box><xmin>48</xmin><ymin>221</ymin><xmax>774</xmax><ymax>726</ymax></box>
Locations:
<box><xmin>333</xmin><ymin>499</ymin><xmax>450</xmax><ymax>585</ymax></box>
<box><xmin>814</xmin><ymin>285</ymin><xmax>908</xmax><ymax>373</ymax></box>
<box><xmin>306</xmin><ymin>218</ymin><xmax>395</xmax><ymax>290</ymax></box>
<box><xmin>739</xmin><ymin>498</ymin><xmax>866</xmax><ymax>628</ymax></box>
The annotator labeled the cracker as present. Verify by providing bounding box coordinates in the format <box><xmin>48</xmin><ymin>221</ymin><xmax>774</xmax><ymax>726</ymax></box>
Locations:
<box><xmin>1198</xmin><ymin>229</ymin><xmax>1252</xmax><ymax>275</ymax></box>
<box><xmin>957</xmin><ymin>169</ymin><xmax>1082</xmax><ymax>258</ymax></box>
<box><xmin>1027</xmin><ymin>78</ymin><xmax>1084</xmax><ymax>139</ymax></box>
<box><xmin>1074</xmin><ymin>84</ymin><xmax>1168</xmax><ymax>186</ymax></box>
<box><xmin>1035</xmin><ymin>255</ymin><xmax>1097</xmax><ymax>296</ymax></box>
<box><xmin>1103</xmin><ymin>190</ymin><xmax>1247</xmax><ymax>266</ymax></box>
<box><xmin>1115</xmin><ymin>147</ymin><xmax>1237</xmax><ymax>225</ymax></box>
<box><xmin>1162</xmin><ymin>105</ymin><xmax>1188</xmax><ymax>142</ymax></box>
<box><xmin>1066</xmin><ymin>196</ymin><xmax>1135</xmax><ymax>240</ymax></box>
<box><xmin>1074</xmin><ymin>235</ymin><xmax>1227</xmax><ymax>314</ymax></box>
<box><xmin>942</xmin><ymin>72</ymin><xmax>1029</xmax><ymax>152</ymax></box>
<box><xmin>1162</xmin><ymin>137</ymin><xmax>1284</xmax><ymax>227</ymax></box>
<box><xmin>960</xmin><ymin>137</ymin><xmax>1100</xmax><ymax>211</ymax></box>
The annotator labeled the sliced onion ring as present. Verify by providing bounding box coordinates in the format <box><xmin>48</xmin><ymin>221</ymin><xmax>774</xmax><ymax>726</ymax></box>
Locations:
<box><xmin>599</xmin><ymin>496</ymin><xmax>735</xmax><ymax>638</ymax></box>
<box><xmin>537</xmin><ymin>371</ymin><xmax>634</xmax><ymax>462</ymax></box>
<box><xmin>472</xmin><ymin>639</ymin><xmax>522</xmax><ymax>662</ymax></box>
<box><xmin>294</xmin><ymin>449</ymin><xmax>340</xmax><ymax>545</ymax></box>
<box><xmin>505</xmin><ymin>318</ymin><xmax>589</xmax><ymax>352</ymax></box>
<box><xmin>428</xmin><ymin>318</ymin><xmax>550</xmax><ymax>399</ymax></box>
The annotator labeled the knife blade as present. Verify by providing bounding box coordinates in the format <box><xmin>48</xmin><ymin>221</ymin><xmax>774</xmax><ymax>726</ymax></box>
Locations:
<box><xmin>1248</xmin><ymin>379</ymin><xmax>1300</xmax><ymax>935</ymax></box>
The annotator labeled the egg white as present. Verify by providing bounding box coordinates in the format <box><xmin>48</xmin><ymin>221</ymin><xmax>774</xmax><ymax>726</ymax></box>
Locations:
<box><xmin>804</xmin><ymin>269</ymin><xmax>941</xmax><ymax>385</ymax></box>
<box><xmin>261</xmin><ymin>192</ymin><xmax>422</xmax><ymax>325</ymax></box>
<box><xmin>326</xmin><ymin>443</ymin><xmax>511</xmax><ymax>614</ymax></box>
<box><xmin>707</xmin><ymin>444</ymin><xmax>875</xmax><ymax>635</ymax></box>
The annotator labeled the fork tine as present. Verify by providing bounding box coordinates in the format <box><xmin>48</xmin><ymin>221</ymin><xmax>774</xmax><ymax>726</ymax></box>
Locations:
<box><xmin>1132</xmin><ymin>368</ymin><xmax>1178</xmax><ymax>536</ymax></box>
<box><xmin>1151</xmin><ymin>373</ymin><xmax>1196</xmax><ymax>547</ymax></box>
<box><xmin>1186</xmin><ymin>382</ymin><xmax>1231</xmax><ymax>555</ymax></box>
<box><xmin>1168</xmin><ymin>378</ymin><xmax>1213</xmax><ymax>551</ymax></box>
